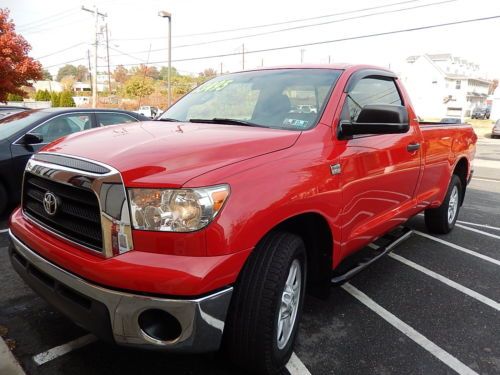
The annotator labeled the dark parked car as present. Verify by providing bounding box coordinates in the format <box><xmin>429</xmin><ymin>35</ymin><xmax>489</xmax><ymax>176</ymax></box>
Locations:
<box><xmin>439</xmin><ymin>117</ymin><xmax>462</xmax><ymax>124</ymax></box>
<box><xmin>0</xmin><ymin>105</ymin><xmax>29</xmax><ymax>119</ymax></box>
<box><xmin>471</xmin><ymin>106</ymin><xmax>490</xmax><ymax>119</ymax></box>
<box><xmin>0</xmin><ymin>108</ymin><xmax>149</xmax><ymax>214</ymax></box>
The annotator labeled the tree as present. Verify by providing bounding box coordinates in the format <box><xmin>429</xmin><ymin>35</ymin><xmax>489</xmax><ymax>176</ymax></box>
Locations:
<box><xmin>56</xmin><ymin>64</ymin><xmax>78</xmax><ymax>81</ymax></box>
<box><xmin>6</xmin><ymin>93</ymin><xmax>23</xmax><ymax>101</ymax></box>
<box><xmin>50</xmin><ymin>91</ymin><xmax>60</xmax><ymax>107</ymax></box>
<box><xmin>42</xmin><ymin>69</ymin><xmax>53</xmax><ymax>80</ymax></box>
<box><xmin>0</xmin><ymin>9</ymin><xmax>42</xmax><ymax>102</ymax></box>
<box><xmin>35</xmin><ymin>89</ymin><xmax>51</xmax><ymax>101</ymax></box>
<box><xmin>123</xmin><ymin>75</ymin><xmax>154</xmax><ymax>98</ymax></box>
<box><xmin>130</xmin><ymin>64</ymin><xmax>160</xmax><ymax>80</ymax></box>
<box><xmin>60</xmin><ymin>75</ymin><xmax>75</xmax><ymax>91</ymax></box>
<box><xmin>172</xmin><ymin>74</ymin><xmax>196</xmax><ymax>97</ymax></box>
<box><xmin>59</xmin><ymin>90</ymin><xmax>75</xmax><ymax>107</ymax></box>
<box><xmin>159</xmin><ymin>66</ymin><xmax>178</xmax><ymax>80</ymax></box>
<box><xmin>488</xmin><ymin>79</ymin><xmax>498</xmax><ymax>95</ymax></box>
<box><xmin>113</xmin><ymin>65</ymin><xmax>128</xmax><ymax>84</ymax></box>
<box><xmin>75</xmin><ymin>65</ymin><xmax>89</xmax><ymax>82</ymax></box>
<box><xmin>197</xmin><ymin>68</ymin><xmax>218</xmax><ymax>84</ymax></box>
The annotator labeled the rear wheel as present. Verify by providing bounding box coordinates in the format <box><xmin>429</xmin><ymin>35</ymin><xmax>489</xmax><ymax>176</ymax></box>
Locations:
<box><xmin>223</xmin><ymin>232</ymin><xmax>306</xmax><ymax>375</ymax></box>
<box><xmin>424</xmin><ymin>175</ymin><xmax>462</xmax><ymax>234</ymax></box>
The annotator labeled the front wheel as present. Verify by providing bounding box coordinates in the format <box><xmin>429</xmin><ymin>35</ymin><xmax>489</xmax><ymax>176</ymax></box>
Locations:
<box><xmin>223</xmin><ymin>232</ymin><xmax>307</xmax><ymax>374</ymax></box>
<box><xmin>424</xmin><ymin>174</ymin><xmax>462</xmax><ymax>234</ymax></box>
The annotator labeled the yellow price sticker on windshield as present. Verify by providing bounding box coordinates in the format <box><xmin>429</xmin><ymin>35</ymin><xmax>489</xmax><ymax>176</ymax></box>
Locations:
<box><xmin>194</xmin><ymin>79</ymin><xmax>233</xmax><ymax>93</ymax></box>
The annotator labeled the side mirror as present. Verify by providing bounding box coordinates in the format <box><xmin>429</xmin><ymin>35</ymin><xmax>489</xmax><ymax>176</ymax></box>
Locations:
<box><xmin>22</xmin><ymin>133</ymin><xmax>44</xmax><ymax>145</ymax></box>
<box><xmin>338</xmin><ymin>104</ymin><xmax>409</xmax><ymax>139</ymax></box>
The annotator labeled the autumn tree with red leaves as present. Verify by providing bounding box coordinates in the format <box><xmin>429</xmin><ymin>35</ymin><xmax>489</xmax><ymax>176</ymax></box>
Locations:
<box><xmin>0</xmin><ymin>8</ymin><xmax>42</xmax><ymax>102</ymax></box>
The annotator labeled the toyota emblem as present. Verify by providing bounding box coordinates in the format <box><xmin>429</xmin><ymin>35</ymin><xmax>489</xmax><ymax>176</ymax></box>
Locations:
<box><xmin>43</xmin><ymin>192</ymin><xmax>58</xmax><ymax>216</ymax></box>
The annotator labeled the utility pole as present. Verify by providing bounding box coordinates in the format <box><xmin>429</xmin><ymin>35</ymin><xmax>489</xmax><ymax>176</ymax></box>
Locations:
<box><xmin>87</xmin><ymin>49</ymin><xmax>92</xmax><ymax>93</ymax></box>
<box><xmin>242</xmin><ymin>43</ymin><xmax>245</xmax><ymax>70</ymax></box>
<box><xmin>328</xmin><ymin>55</ymin><xmax>331</xmax><ymax>64</ymax></box>
<box><xmin>158</xmin><ymin>11</ymin><xmax>172</xmax><ymax>107</ymax></box>
<box><xmin>105</xmin><ymin>24</ymin><xmax>111</xmax><ymax>94</ymax></box>
<box><xmin>220</xmin><ymin>62</ymin><xmax>223</xmax><ymax>75</ymax></box>
<box><xmin>82</xmin><ymin>6</ymin><xmax>107</xmax><ymax>108</ymax></box>
<box><xmin>300</xmin><ymin>49</ymin><xmax>305</xmax><ymax>64</ymax></box>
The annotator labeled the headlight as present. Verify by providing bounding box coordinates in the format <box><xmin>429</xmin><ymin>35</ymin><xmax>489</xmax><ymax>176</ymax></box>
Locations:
<box><xmin>128</xmin><ymin>185</ymin><xmax>230</xmax><ymax>232</ymax></box>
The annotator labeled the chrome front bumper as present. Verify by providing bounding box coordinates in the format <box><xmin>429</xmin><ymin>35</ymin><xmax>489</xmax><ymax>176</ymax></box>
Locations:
<box><xmin>9</xmin><ymin>231</ymin><xmax>233</xmax><ymax>353</ymax></box>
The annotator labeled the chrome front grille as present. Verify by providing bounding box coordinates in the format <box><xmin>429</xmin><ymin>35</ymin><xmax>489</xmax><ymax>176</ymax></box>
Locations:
<box><xmin>23</xmin><ymin>173</ymin><xmax>103</xmax><ymax>251</ymax></box>
<box><xmin>22</xmin><ymin>153</ymin><xmax>134</xmax><ymax>257</ymax></box>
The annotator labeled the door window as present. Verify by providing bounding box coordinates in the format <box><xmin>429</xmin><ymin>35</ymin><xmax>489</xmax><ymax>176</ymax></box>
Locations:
<box><xmin>342</xmin><ymin>77</ymin><xmax>402</xmax><ymax>122</ymax></box>
<box><xmin>35</xmin><ymin>114</ymin><xmax>92</xmax><ymax>143</ymax></box>
<box><xmin>96</xmin><ymin>112</ymin><xmax>138</xmax><ymax>126</ymax></box>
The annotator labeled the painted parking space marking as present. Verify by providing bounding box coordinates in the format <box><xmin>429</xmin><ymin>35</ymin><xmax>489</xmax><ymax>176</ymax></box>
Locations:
<box><xmin>286</xmin><ymin>352</ymin><xmax>312</xmax><ymax>375</ymax></box>
<box><xmin>0</xmin><ymin>229</ymin><xmax>8</xmax><ymax>234</ymax></box>
<box><xmin>342</xmin><ymin>283</ymin><xmax>479</xmax><ymax>375</ymax></box>
<box><xmin>30</xmin><ymin>333</ymin><xmax>312</xmax><ymax>374</ymax></box>
<box><xmin>388</xmin><ymin>253</ymin><xmax>500</xmax><ymax>311</ymax></box>
<box><xmin>455</xmin><ymin>223</ymin><xmax>500</xmax><ymax>240</ymax></box>
<box><xmin>472</xmin><ymin>177</ymin><xmax>500</xmax><ymax>183</ymax></box>
<box><xmin>33</xmin><ymin>334</ymin><xmax>97</xmax><ymax>365</ymax></box>
<box><xmin>414</xmin><ymin>230</ymin><xmax>500</xmax><ymax>266</ymax></box>
<box><xmin>457</xmin><ymin>220</ymin><xmax>500</xmax><ymax>232</ymax></box>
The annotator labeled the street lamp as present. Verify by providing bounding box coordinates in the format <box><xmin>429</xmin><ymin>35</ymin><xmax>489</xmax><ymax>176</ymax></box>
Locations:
<box><xmin>158</xmin><ymin>10</ymin><xmax>172</xmax><ymax>107</ymax></box>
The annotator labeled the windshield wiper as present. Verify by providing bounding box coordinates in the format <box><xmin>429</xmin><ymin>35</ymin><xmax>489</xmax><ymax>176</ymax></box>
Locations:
<box><xmin>188</xmin><ymin>118</ymin><xmax>266</xmax><ymax>128</ymax></box>
<box><xmin>156</xmin><ymin>117</ymin><xmax>181</xmax><ymax>122</ymax></box>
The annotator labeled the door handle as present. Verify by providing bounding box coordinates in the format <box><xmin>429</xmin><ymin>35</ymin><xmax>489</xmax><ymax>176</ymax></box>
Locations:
<box><xmin>407</xmin><ymin>142</ymin><xmax>420</xmax><ymax>152</ymax></box>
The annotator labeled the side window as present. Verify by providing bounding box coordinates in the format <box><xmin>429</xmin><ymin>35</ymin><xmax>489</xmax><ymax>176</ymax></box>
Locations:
<box><xmin>96</xmin><ymin>113</ymin><xmax>137</xmax><ymax>126</ymax></box>
<box><xmin>342</xmin><ymin>77</ymin><xmax>402</xmax><ymax>122</ymax></box>
<box><xmin>35</xmin><ymin>114</ymin><xmax>91</xmax><ymax>143</ymax></box>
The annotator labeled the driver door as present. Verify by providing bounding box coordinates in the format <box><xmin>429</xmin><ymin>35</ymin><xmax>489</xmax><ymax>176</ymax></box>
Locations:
<box><xmin>338</xmin><ymin>76</ymin><xmax>422</xmax><ymax>256</ymax></box>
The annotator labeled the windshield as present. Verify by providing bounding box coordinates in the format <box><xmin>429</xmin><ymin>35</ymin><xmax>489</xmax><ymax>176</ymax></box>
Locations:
<box><xmin>0</xmin><ymin>110</ymin><xmax>47</xmax><ymax>140</ymax></box>
<box><xmin>159</xmin><ymin>69</ymin><xmax>342</xmax><ymax>130</ymax></box>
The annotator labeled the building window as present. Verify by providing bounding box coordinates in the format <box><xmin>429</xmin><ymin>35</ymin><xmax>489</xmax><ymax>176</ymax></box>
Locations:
<box><xmin>456</xmin><ymin>80</ymin><xmax>461</xmax><ymax>89</ymax></box>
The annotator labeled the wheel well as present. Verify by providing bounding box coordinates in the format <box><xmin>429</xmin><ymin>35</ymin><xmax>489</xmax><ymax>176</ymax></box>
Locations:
<box><xmin>453</xmin><ymin>158</ymin><xmax>468</xmax><ymax>205</ymax></box>
<box><xmin>274</xmin><ymin>213</ymin><xmax>333</xmax><ymax>299</ymax></box>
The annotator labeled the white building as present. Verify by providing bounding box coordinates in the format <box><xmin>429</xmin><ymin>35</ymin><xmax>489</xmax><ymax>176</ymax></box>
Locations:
<box><xmin>32</xmin><ymin>80</ymin><xmax>62</xmax><ymax>93</ymax></box>
<box><xmin>490</xmin><ymin>95</ymin><xmax>500</xmax><ymax>122</ymax></box>
<box><xmin>399</xmin><ymin>54</ymin><xmax>491</xmax><ymax>119</ymax></box>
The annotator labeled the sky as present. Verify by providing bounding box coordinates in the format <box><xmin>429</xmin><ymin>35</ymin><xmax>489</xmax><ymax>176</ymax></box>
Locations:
<box><xmin>3</xmin><ymin>0</ymin><xmax>500</xmax><ymax>79</ymax></box>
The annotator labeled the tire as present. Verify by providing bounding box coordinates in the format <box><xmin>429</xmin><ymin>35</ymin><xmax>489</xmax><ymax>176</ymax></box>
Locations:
<box><xmin>424</xmin><ymin>175</ymin><xmax>462</xmax><ymax>234</ymax></box>
<box><xmin>223</xmin><ymin>232</ymin><xmax>307</xmax><ymax>375</ymax></box>
<box><xmin>0</xmin><ymin>183</ymin><xmax>7</xmax><ymax>216</ymax></box>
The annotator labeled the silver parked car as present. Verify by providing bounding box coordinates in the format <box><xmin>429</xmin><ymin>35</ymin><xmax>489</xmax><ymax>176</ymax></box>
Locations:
<box><xmin>492</xmin><ymin>119</ymin><xmax>500</xmax><ymax>139</ymax></box>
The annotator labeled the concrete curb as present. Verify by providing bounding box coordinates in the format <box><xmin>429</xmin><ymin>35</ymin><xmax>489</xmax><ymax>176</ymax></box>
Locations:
<box><xmin>0</xmin><ymin>337</ymin><xmax>26</xmax><ymax>375</ymax></box>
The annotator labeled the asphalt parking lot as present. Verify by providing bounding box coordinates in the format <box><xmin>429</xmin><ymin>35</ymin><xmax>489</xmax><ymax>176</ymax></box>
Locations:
<box><xmin>1</xmin><ymin>138</ymin><xmax>499</xmax><ymax>375</ymax></box>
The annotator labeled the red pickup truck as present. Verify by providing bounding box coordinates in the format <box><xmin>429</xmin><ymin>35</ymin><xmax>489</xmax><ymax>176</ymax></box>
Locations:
<box><xmin>9</xmin><ymin>65</ymin><xmax>476</xmax><ymax>374</ymax></box>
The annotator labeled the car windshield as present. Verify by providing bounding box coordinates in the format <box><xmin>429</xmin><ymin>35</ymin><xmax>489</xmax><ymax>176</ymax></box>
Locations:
<box><xmin>159</xmin><ymin>69</ymin><xmax>342</xmax><ymax>130</ymax></box>
<box><xmin>0</xmin><ymin>110</ymin><xmax>48</xmax><ymax>140</ymax></box>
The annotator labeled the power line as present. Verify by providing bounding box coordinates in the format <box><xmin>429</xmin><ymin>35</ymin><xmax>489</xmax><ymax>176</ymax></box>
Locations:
<box><xmin>18</xmin><ymin>9</ymin><xmax>79</xmax><ymax>32</ymax></box>
<box><xmin>103</xmin><ymin>14</ymin><xmax>500</xmax><ymax>67</ymax></box>
<box><xmin>109</xmin><ymin>0</ymin><xmax>456</xmax><ymax>56</ymax></box>
<box><xmin>17</xmin><ymin>9</ymin><xmax>76</xmax><ymax>30</ymax></box>
<box><xmin>35</xmin><ymin>42</ymin><xmax>87</xmax><ymax>60</ymax></box>
<box><xmin>44</xmin><ymin>57</ymin><xmax>87</xmax><ymax>69</ymax></box>
<box><xmin>22</xmin><ymin>18</ymin><xmax>86</xmax><ymax>36</ymax></box>
<box><xmin>111</xmin><ymin>0</ymin><xmax>420</xmax><ymax>41</ymax></box>
<box><xmin>108</xmin><ymin>46</ymin><xmax>147</xmax><ymax>62</ymax></box>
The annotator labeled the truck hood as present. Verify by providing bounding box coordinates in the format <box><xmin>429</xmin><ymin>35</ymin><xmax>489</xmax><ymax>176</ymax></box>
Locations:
<box><xmin>43</xmin><ymin>121</ymin><xmax>300</xmax><ymax>187</ymax></box>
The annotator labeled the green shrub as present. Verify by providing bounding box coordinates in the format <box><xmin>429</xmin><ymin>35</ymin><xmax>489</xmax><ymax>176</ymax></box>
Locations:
<box><xmin>50</xmin><ymin>91</ymin><xmax>60</xmax><ymax>107</ymax></box>
<box><xmin>6</xmin><ymin>93</ymin><xmax>24</xmax><ymax>101</ymax></box>
<box><xmin>59</xmin><ymin>91</ymin><xmax>75</xmax><ymax>107</ymax></box>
